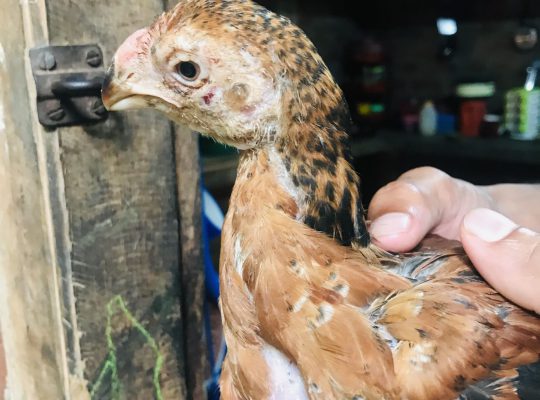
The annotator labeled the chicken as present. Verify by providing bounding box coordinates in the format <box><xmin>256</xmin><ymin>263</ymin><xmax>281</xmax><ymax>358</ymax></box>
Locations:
<box><xmin>101</xmin><ymin>1</ymin><xmax>540</xmax><ymax>399</ymax></box>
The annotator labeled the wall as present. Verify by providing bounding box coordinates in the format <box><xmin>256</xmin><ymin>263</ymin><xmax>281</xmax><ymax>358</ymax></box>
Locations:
<box><xmin>383</xmin><ymin>19</ymin><xmax>540</xmax><ymax>113</ymax></box>
<box><xmin>266</xmin><ymin>0</ymin><xmax>540</xmax><ymax>116</ymax></box>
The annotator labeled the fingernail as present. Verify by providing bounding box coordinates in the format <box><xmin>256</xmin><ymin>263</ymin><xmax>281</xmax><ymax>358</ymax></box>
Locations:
<box><xmin>463</xmin><ymin>208</ymin><xmax>518</xmax><ymax>243</ymax></box>
<box><xmin>370</xmin><ymin>212</ymin><xmax>412</xmax><ymax>239</ymax></box>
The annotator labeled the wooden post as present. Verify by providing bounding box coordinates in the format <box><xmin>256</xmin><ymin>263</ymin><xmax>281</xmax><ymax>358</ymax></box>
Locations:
<box><xmin>0</xmin><ymin>0</ymin><xmax>76</xmax><ymax>397</ymax></box>
<box><xmin>0</xmin><ymin>0</ymin><xmax>206</xmax><ymax>398</ymax></box>
<box><xmin>174</xmin><ymin>126</ymin><xmax>208</xmax><ymax>400</ymax></box>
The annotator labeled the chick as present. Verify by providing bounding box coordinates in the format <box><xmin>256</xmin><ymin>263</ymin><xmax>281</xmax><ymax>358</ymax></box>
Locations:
<box><xmin>103</xmin><ymin>1</ymin><xmax>540</xmax><ymax>399</ymax></box>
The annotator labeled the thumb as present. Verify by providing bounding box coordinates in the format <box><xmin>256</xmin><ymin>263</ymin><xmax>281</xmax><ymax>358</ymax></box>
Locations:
<box><xmin>461</xmin><ymin>208</ymin><xmax>540</xmax><ymax>314</ymax></box>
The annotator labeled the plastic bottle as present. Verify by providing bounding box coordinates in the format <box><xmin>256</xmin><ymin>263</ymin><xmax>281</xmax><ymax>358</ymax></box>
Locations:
<box><xmin>419</xmin><ymin>101</ymin><xmax>437</xmax><ymax>136</ymax></box>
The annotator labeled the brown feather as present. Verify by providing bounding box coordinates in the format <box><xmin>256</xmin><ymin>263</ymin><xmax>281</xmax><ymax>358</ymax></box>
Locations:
<box><xmin>218</xmin><ymin>150</ymin><xmax>540</xmax><ymax>399</ymax></box>
<box><xmin>102</xmin><ymin>1</ymin><xmax>540</xmax><ymax>398</ymax></box>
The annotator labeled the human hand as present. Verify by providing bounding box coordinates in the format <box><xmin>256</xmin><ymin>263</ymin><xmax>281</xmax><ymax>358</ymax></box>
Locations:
<box><xmin>368</xmin><ymin>167</ymin><xmax>540</xmax><ymax>313</ymax></box>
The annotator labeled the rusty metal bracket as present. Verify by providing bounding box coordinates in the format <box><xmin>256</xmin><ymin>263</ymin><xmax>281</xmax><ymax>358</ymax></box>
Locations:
<box><xmin>29</xmin><ymin>45</ymin><xmax>108</xmax><ymax>128</ymax></box>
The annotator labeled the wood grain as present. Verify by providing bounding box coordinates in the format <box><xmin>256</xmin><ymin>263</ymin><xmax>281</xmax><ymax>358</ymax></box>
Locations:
<box><xmin>174</xmin><ymin>126</ymin><xmax>207</xmax><ymax>400</ymax></box>
<box><xmin>0</xmin><ymin>0</ymin><xmax>206</xmax><ymax>397</ymax></box>
<box><xmin>44</xmin><ymin>0</ymin><xmax>195</xmax><ymax>397</ymax></box>
<box><xmin>0</xmin><ymin>0</ymin><xmax>69</xmax><ymax>397</ymax></box>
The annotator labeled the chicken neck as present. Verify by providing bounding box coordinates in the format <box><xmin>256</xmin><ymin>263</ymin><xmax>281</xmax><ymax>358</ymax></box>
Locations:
<box><xmin>263</xmin><ymin>81</ymin><xmax>370</xmax><ymax>247</ymax></box>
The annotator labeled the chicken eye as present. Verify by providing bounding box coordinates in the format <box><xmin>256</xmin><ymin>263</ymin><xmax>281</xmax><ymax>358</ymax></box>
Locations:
<box><xmin>177</xmin><ymin>61</ymin><xmax>200</xmax><ymax>81</ymax></box>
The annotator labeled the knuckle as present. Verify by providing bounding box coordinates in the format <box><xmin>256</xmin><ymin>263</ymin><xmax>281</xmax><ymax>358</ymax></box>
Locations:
<box><xmin>370</xmin><ymin>180</ymin><xmax>428</xmax><ymax>215</ymax></box>
<box><xmin>399</xmin><ymin>166</ymin><xmax>448</xmax><ymax>182</ymax></box>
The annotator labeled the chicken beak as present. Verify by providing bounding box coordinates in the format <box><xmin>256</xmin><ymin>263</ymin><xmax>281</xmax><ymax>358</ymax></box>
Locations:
<box><xmin>101</xmin><ymin>62</ymin><xmax>146</xmax><ymax>111</ymax></box>
<box><xmin>101</xmin><ymin>63</ymin><xmax>122</xmax><ymax>110</ymax></box>
<box><xmin>102</xmin><ymin>28</ymin><xmax>153</xmax><ymax>111</ymax></box>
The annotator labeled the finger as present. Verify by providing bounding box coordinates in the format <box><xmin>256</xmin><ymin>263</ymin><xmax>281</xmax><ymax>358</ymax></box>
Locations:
<box><xmin>368</xmin><ymin>167</ymin><xmax>458</xmax><ymax>252</ymax></box>
<box><xmin>368</xmin><ymin>181</ymin><xmax>436</xmax><ymax>252</ymax></box>
<box><xmin>461</xmin><ymin>208</ymin><xmax>540</xmax><ymax>314</ymax></box>
<box><xmin>368</xmin><ymin>167</ymin><xmax>495</xmax><ymax>252</ymax></box>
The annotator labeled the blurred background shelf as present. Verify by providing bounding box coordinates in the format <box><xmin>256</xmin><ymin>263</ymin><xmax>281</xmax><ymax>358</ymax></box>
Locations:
<box><xmin>350</xmin><ymin>132</ymin><xmax>540</xmax><ymax>163</ymax></box>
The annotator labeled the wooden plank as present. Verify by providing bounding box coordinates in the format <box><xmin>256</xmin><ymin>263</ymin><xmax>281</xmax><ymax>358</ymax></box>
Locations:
<box><xmin>0</xmin><ymin>0</ymin><xmax>206</xmax><ymax>396</ymax></box>
<box><xmin>0</xmin><ymin>0</ymin><xmax>70</xmax><ymax>397</ymax></box>
<box><xmin>0</xmin><ymin>336</ymin><xmax>6</xmax><ymax>398</ymax></box>
<box><xmin>174</xmin><ymin>127</ymin><xmax>207</xmax><ymax>400</ymax></box>
<box><xmin>44</xmin><ymin>0</ymin><xmax>193</xmax><ymax>397</ymax></box>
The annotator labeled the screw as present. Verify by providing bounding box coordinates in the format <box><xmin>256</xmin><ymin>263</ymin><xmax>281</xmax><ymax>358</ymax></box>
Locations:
<box><xmin>86</xmin><ymin>49</ymin><xmax>102</xmax><ymax>67</ymax></box>
<box><xmin>90</xmin><ymin>99</ymin><xmax>107</xmax><ymax>117</ymax></box>
<box><xmin>39</xmin><ymin>52</ymin><xmax>56</xmax><ymax>71</ymax></box>
<box><xmin>47</xmin><ymin>106</ymin><xmax>65</xmax><ymax>121</ymax></box>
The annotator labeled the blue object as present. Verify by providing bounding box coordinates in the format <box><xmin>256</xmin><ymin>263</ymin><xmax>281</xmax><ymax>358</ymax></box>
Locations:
<box><xmin>202</xmin><ymin>188</ymin><xmax>225</xmax><ymax>400</ymax></box>
<box><xmin>203</xmin><ymin>189</ymin><xmax>223</xmax><ymax>302</ymax></box>
<box><xmin>437</xmin><ymin>113</ymin><xmax>456</xmax><ymax>135</ymax></box>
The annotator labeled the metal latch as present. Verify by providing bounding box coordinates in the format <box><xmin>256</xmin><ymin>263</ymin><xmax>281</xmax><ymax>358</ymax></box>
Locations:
<box><xmin>29</xmin><ymin>45</ymin><xmax>108</xmax><ymax>128</ymax></box>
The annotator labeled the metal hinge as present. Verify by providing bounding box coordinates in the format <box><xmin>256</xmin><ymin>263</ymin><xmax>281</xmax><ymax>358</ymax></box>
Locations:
<box><xmin>29</xmin><ymin>45</ymin><xmax>108</xmax><ymax>128</ymax></box>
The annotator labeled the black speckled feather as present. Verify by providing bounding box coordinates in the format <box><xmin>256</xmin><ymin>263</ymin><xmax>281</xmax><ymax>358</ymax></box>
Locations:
<box><xmin>103</xmin><ymin>1</ymin><xmax>540</xmax><ymax>398</ymax></box>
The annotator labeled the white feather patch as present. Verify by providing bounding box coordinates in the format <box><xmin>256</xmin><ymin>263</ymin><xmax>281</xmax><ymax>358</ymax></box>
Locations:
<box><xmin>292</xmin><ymin>295</ymin><xmax>308</xmax><ymax>313</ymax></box>
<box><xmin>333</xmin><ymin>283</ymin><xmax>349</xmax><ymax>298</ymax></box>
<box><xmin>410</xmin><ymin>342</ymin><xmax>435</xmax><ymax>370</ymax></box>
<box><xmin>316</xmin><ymin>303</ymin><xmax>335</xmax><ymax>326</ymax></box>
<box><xmin>262</xmin><ymin>342</ymin><xmax>308</xmax><ymax>400</ymax></box>
<box><xmin>370</xmin><ymin>322</ymin><xmax>399</xmax><ymax>352</ymax></box>
<box><xmin>267</xmin><ymin>146</ymin><xmax>303</xmax><ymax>217</ymax></box>
<box><xmin>234</xmin><ymin>236</ymin><xmax>246</xmax><ymax>276</ymax></box>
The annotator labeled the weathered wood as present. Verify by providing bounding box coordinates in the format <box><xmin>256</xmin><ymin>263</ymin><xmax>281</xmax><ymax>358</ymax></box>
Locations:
<box><xmin>0</xmin><ymin>336</ymin><xmax>6</xmax><ymax>398</ymax></box>
<box><xmin>0</xmin><ymin>0</ymin><xmax>70</xmax><ymax>397</ymax></box>
<box><xmin>174</xmin><ymin>126</ymin><xmax>207</xmax><ymax>400</ymax></box>
<box><xmin>1</xmin><ymin>0</ymin><xmax>206</xmax><ymax>397</ymax></box>
<box><xmin>43</xmin><ymin>0</ymin><xmax>191</xmax><ymax>397</ymax></box>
